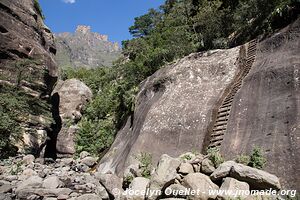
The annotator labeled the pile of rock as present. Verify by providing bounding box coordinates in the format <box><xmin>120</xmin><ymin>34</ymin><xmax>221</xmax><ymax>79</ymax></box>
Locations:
<box><xmin>123</xmin><ymin>153</ymin><xmax>282</xmax><ymax>200</ymax></box>
<box><xmin>0</xmin><ymin>152</ymin><xmax>110</xmax><ymax>200</ymax></box>
<box><xmin>0</xmin><ymin>152</ymin><xmax>283</xmax><ymax>200</ymax></box>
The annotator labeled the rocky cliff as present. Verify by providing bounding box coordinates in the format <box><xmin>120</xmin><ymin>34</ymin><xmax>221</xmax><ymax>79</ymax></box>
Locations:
<box><xmin>55</xmin><ymin>25</ymin><xmax>121</xmax><ymax>69</ymax></box>
<box><xmin>0</xmin><ymin>0</ymin><xmax>58</xmax><ymax>154</ymax></box>
<box><xmin>99</xmin><ymin>18</ymin><xmax>300</xmax><ymax>190</ymax></box>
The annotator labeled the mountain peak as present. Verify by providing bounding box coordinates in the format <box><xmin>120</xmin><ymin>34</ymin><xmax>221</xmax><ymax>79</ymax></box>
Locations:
<box><xmin>55</xmin><ymin>25</ymin><xmax>121</xmax><ymax>68</ymax></box>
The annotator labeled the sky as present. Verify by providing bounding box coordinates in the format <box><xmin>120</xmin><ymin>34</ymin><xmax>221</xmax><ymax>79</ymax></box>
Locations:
<box><xmin>39</xmin><ymin>0</ymin><xmax>165</xmax><ymax>45</ymax></box>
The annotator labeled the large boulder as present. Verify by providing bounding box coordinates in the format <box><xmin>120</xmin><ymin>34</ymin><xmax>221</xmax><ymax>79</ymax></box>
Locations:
<box><xmin>210</xmin><ymin>161</ymin><xmax>237</xmax><ymax>181</ymax></box>
<box><xmin>148</xmin><ymin>155</ymin><xmax>181</xmax><ymax>200</ymax></box>
<box><xmin>52</xmin><ymin>79</ymin><xmax>93</xmax><ymax>156</ymax></box>
<box><xmin>95</xmin><ymin>173</ymin><xmax>123</xmax><ymax>199</ymax></box>
<box><xmin>230</xmin><ymin>163</ymin><xmax>281</xmax><ymax>190</ymax></box>
<box><xmin>218</xmin><ymin>177</ymin><xmax>250</xmax><ymax>200</ymax></box>
<box><xmin>127</xmin><ymin>177</ymin><xmax>150</xmax><ymax>200</ymax></box>
<box><xmin>182</xmin><ymin>173</ymin><xmax>219</xmax><ymax>200</ymax></box>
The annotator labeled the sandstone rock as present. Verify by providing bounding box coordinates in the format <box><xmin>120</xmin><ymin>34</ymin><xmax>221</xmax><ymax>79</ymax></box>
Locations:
<box><xmin>53</xmin><ymin>79</ymin><xmax>93</xmax><ymax>156</ymax></box>
<box><xmin>57</xmin><ymin>194</ymin><xmax>69</xmax><ymax>200</ymax></box>
<box><xmin>218</xmin><ymin>177</ymin><xmax>250</xmax><ymax>200</ymax></box>
<box><xmin>23</xmin><ymin>155</ymin><xmax>35</xmax><ymax>165</ymax></box>
<box><xmin>81</xmin><ymin>156</ymin><xmax>97</xmax><ymax>167</ymax></box>
<box><xmin>96</xmin><ymin>173</ymin><xmax>123</xmax><ymax>199</ymax></box>
<box><xmin>0</xmin><ymin>194</ymin><xmax>12</xmax><ymax>200</ymax></box>
<box><xmin>0</xmin><ymin>0</ymin><xmax>58</xmax><ymax>154</ymax></box>
<box><xmin>76</xmin><ymin>194</ymin><xmax>102</xmax><ymax>200</ymax></box>
<box><xmin>230</xmin><ymin>163</ymin><xmax>281</xmax><ymax>190</ymax></box>
<box><xmin>20</xmin><ymin>168</ymin><xmax>37</xmax><ymax>179</ymax></box>
<box><xmin>43</xmin><ymin>176</ymin><xmax>63</xmax><ymax>189</ymax></box>
<box><xmin>178</xmin><ymin>163</ymin><xmax>194</xmax><ymax>175</ymax></box>
<box><xmin>210</xmin><ymin>161</ymin><xmax>236</xmax><ymax>181</ymax></box>
<box><xmin>15</xmin><ymin>176</ymin><xmax>43</xmax><ymax>193</ymax></box>
<box><xmin>200</xmin><ymin>158</ymin><xmax>215</xmax><ymax>175</ymax></box>
<box><xmin>0</xmin><ymin>184</ymin><xmax>12</xmax><ymax>193</ymax></box>
<box><xmin>95</xmin><ymin>185</ymin><xmax>109</xmax><ymax>199</ymax></box>
<box><xmin>80</xmin><ymin>151</ymin><xmax>91</xmax><ymax>159</ymax></box>
<box><xmin>148</xmin><ymin>155</ymin><xmax>181</xmax><ymax>200</ymax></box>
<box><xmin>219</xmin><ymin>18</ymin><xmax>300</xmax><ymax>191</ymax></box>
<box><xmin>182</xmin><ymin>173</ymin><xmax>219</xmax><ymax>200</ymax></box>
<box><xmin>127</xmin><ymin>177</ymin><xmax>150</xmax><ymax>200</ymax></box>
<box><xmin>16</xmin><ymin>188</ymin><xmax>72</xmax><ymax>199</ymax></box>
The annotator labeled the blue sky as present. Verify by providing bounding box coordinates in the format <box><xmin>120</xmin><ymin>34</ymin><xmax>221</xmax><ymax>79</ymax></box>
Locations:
<box><xmin>39</xmin><ymin>0</ymin><xmax>165</xmax><ymax>44</ymax></box>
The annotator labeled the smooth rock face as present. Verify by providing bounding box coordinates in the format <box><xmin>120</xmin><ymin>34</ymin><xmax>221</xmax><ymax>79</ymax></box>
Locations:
<box><xmin>99</xmin><ymin>19</ymin><xmax>300</xmax><ymax>190</ymax></box>
<box><xmin>182</xmin><ymin>173</ymin><xmax>219</xmax><ymax>200</ymax></box>
<box><xmin>99</xmin><ymin>47</ymin><xmax>240</xmax><ymax>174</ymax></box>
<box><xmin>0</xmin><ymin>0</ymin><xmax>58</xmax><ymax>153</ymax></box>
<box><xmin>52</xmin><ymin>79</ymin><xmax>93</xmax><ymax>156</ymax></box>
<box><xmin>230</xmin><ymin>163</ymin><xmax>281</xmax><ymax>190</ymax></box>
<box><xmin>220</xmin><ymin>18</ymin><xmax>300</xmax><ymax>190</ymax></box>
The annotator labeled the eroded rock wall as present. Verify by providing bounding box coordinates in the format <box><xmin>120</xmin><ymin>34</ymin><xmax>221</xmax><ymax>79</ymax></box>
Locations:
<box><xmin>0</xmin><ymin>0</ymin><xmax>58</xmax><ymax>154</ymax></box>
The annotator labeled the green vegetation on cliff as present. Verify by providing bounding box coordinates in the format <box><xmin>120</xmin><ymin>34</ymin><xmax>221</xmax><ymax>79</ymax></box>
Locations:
<box><xmin>65</xmin><ymin>0</ymin><xmax>300</xmax><ymax>156</ymax></box>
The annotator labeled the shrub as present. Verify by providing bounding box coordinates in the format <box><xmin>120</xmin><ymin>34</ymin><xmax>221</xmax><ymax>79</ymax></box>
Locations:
<box><xmin>236</xmin><ymin>154</ymin><xmax>250</xmax><ymax>165</ymax></box>
<box><xmin>207</xmin><ymin>147</ymin><xmax>224</xmax><ymax>168</ymax></box>
<box><xmin>248</xmin><ymin>146</ymin><xmax>267</xmax><ymax>169</ymax></box>
<box><xmin>136</xmin><ymin>152</ymin><xmax>152</xmax><ymax>178</ymax></box>
<box><xmin>123</xmin><ymin>175</ymin><xmax>134</xmax><ymax>189</ymax></box>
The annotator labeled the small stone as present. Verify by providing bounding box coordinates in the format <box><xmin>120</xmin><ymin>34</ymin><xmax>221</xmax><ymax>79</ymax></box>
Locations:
<box><xmin>57</xmin><ymin>194</ymin><xmax>69</xmax><ymax>200</ymax></box>
<box><xmin>0</xmin><ymin>184</ymin><xmax>12</xmax><ymax>193</ymax></box>
<box><xmin>21</xmin><ymin>168</ymin><xmax>37</xmax><ymax>179</ymax></box>
<box><xmin>201</xmin><ymin>158</ymin><xmax>216</xmax><ymax>175</ymax></box>
<box><xmin>81</xmin><ymin>156</ymin><xmax>97</xmax><ymax>167</ymax></box>
<box><xmin>76</xmin><ymin>194</ymin><xmax>102</xmax><ymax>200</ymax></box>
<box><xmin>178</xmin><ymin>163</ymin><xmax>194</xmax><ymax>175</ymax></box>
<box><xmin>22</xmin><ymin>155</ymin><xmax>35</xmax><ymax>165</ymax></box>
<box><xmin>79</xmin><ymin>151</ymin><xmax>90</xmax><ymax>159</ymax></box>
<box><xmin>43</xmin><ymin>176</ymin><xmax>63</xmax><ymax>189</ymax></box>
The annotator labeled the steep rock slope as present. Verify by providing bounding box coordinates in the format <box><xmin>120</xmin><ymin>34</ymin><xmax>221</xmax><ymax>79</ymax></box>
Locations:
<box><xmin>55</xmin><ymin>25</ymin><xmax>121</xmax><ymax>68</ymax></box>
<box><xmin>99</xmin><ymin>47</ymin><xmax>241</xmax><ymax>172</ymax></box>
<box><xmin>99</xmin><ymin>18</ymin><xmax>300</xmax><ymax>190</ymax></box>
<box><xmin>220</xmin><ymin>18</ymin><xmax>300</xmax><ymax>190</ymax></box>
<box><xmin>0</xmin><ymin>0</ymin><xmax>58</xmax><ymax>153</ymax></box>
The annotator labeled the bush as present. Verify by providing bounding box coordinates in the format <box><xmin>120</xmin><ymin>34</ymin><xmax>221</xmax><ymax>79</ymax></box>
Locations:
<box><xmin>249</xmin><ymin>146</ymin><xmax>267</xmax><ymax>169</ymax></box>
<box><xmin>236</xmin><ymin>154</ymin><xmax>250</xmax><ymax>165</ymax></box>
<box><xmin>136</xmin><ymin>152</ymin><xmax>152</xmax><ymax>178</ymax></box>
<box><xmin>207</xmin><ymin>147</ymin><xmax>224</xmax><ymax>168</ymax></box>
